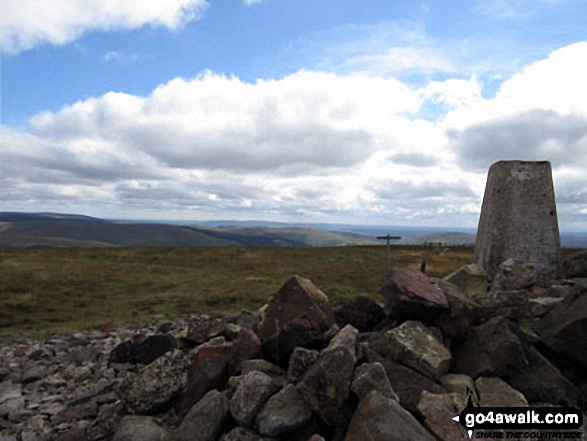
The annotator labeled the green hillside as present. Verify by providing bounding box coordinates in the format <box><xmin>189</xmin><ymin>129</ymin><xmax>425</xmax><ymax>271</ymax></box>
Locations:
<box><xmin>0</xmin><ymin>213</ymin><xmax>378</xmax><ymax>249</ymax></box>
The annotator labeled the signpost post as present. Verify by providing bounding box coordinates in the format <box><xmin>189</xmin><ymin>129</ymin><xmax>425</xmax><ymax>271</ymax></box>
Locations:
<box><xmin>376</xmin><ymin>235</ymin><xmax>401</xmax><ymax>275</ymax></box>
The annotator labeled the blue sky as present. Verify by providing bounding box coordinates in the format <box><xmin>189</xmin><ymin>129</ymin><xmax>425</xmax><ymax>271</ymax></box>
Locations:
<box><xmin>1</xmin><ymin>0</ymin><xmax>587</xmax><ymax>230</ymax></box>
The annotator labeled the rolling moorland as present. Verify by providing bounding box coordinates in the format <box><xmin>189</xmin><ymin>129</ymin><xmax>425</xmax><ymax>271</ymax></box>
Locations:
<box><xmin>0</xmin><ymin>244</ymin><xmax>475</xmax><ymax>342</ymax></box>
<box><xmin>0</xmin><ymin>212</ymin><xmax>585</xmax><ymax>342</ymax></box>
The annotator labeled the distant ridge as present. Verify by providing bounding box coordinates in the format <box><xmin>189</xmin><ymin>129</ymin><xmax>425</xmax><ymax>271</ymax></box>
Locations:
<box><xmin>0</xmin><ymin>212</ymin><xmax>377</xmax><ymax>249</ymax></box>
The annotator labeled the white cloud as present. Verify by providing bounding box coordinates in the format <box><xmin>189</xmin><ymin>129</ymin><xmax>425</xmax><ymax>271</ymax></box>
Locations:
<box><xmin>2</xmin><ymin>42</ymin><xmax>587</xmax><ymax>227</ymax></box>
<box><xmin>0</xmin><ymin>0</ymin><xmax>209</xmax><ymax>53</ymax></box>
<box><xmin>103</xmin><ymin>51</ymin><xmax>139</xmax><ymax>64</ymax></box>
<box><xmin>243</xmin><ymin>0</ymin><xmax>263</xmax><ymax>4</ymax></box>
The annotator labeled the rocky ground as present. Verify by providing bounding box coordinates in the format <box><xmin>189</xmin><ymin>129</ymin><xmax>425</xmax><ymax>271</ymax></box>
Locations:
<box><xmin>2</xmin><ymin>251</ymin><xmax>587</xmax><ymax>441</ymax></box>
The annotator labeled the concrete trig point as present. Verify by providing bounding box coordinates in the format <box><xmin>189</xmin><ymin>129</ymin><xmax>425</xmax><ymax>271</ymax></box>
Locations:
<box><xmin>474</xmin><ymin>160</ymin><xmax>561</xmax><ymax>285</ymax></box>
<box><xmin>377</xmin><ymin>234</ymin><xmax>401</xmax><ymax>273</ymax></box>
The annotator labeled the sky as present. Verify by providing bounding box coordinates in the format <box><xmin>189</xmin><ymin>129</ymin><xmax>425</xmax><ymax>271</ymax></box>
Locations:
<box><xmin>1</xmin><ymin>0</ymin><xmax>587</xmax><ymax>230</ymax></box>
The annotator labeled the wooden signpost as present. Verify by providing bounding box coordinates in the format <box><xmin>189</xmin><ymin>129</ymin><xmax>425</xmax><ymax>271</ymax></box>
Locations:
<box><xmin>376</xmin><ymin>234</ymin><xmax>401</xmax><ymax>273</ymax></box>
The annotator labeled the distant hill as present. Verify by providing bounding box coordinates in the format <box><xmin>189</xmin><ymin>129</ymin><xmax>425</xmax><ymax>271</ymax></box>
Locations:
<box><xmin>401</xmin><ymin>232</ymin><xmax>477</xmax><ymax>246</ymax></box>
<box><xmin>0</xmin><ymin>213</ymin><xmax>377</xmax><ymax>249</ymax></box>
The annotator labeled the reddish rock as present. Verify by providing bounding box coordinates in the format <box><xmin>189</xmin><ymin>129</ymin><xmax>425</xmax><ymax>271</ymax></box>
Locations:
<box><xmin>378</xmin><ymin>267</ymin><xmax>449</xmax><ymax>323</ymax></box>
<box><xmin>258</xmin><ymin>276</ymin><xmax>335</xmax><ymax>364</ymax></box>
<box><xmin>189</xmin><ymin>340</ymin><xmax>234</xmax><ymax>378</ymax></box>
<box><xmin>230</xmin><ymin>328</ymin><xmax>262</xmax><ymax>373</ymax></box>
<box><xmin>177</xmin><ymin>354</ymin><xmax>230</xmax><ymax>417</ymax></box>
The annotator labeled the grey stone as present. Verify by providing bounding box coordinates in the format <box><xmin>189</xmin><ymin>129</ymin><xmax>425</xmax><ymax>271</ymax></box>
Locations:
<box><xmin>230</xmin><ymin>371</ymin><xmax>279</xmax><ymax>427</ymax></box>
<box><xmin>297</xmin><ymin>346</ymin><xmax>355</xmax><ymax>426</ymax></box>
<box><xmin>175</xmin><ymin>389</ymin><xmax>230</xmax><ymax>441</ymax></box>
<box><xmin>362</xmin><ymin>346</ymin><xmax>446</xmax><ymax>414</ymax></box>
<box><xmin>351</xmin><ymin>362</ymin><xmax>398</xmax><ymax>401</ymax></box>
<box><xmin>117</xmin><ymin>349</ymin><xmax>188</xmax><ymax>414</ymax></box>
<box><xmin>0</xmin><ymin>382</ymin><xmax>22</xmax><ymax>404</ymax></box>
<box><xmin>439</xmin><ymin>374</ymin><xmax>479</xmax><ymax>405</ymax></box>
<box><xmin>240</xmin><ymin>359</ymin><xmax>285</xmax><ymax>378</ymax></box>
<box><xmin>112</xmin><ymin>415</ymin><xmax>175</xmax><ymax>441</ymax></box>
<box><xmin>286</xmin><ymin>347</ymin><xmax>319</xmax><ymax>384</ymax></box>
<box><xmin>255</xmin><ymin>384</ymin><xmax>312</xmax><ymax>437</ymax></box>
<box><xmin>383</xmin><ymin>321</ymin><xmax>451</xmax><ymax>380</ymax></box>
<box><xmin>451</xmin><ymin>316</ymin><xmax>529</xmax><ymax>379</ymax></box>
<box><xmin>508</xmin><ymin>345</ymin><xmax>579</xmax><ymax>406</ymax></box>
<box><xmin>562</xmin><ymin>250</ymin><xmax>587</xmax><ymax>279</ymax></box>
<box><xmin>491</xmin><ymin>259</ymin><xmax>538</xmax><ymax>291</ymax></box>
<box><xmin>416</xmin><ymin>391</ymin><xmax>469</xmax><ymax>441</ymax></box>
<box><xmin>21</xmin><ymin>365</ymin><xmax>48</xmax><ymax>384</ymax></box>
<box><xmin>220</xmin><ymin>427</ymin><xmax>272</xmax><ymax>441</ymax></box>
<box><xmin>536</xmin><ymin>287</ymin><xmax>587</xmax><ymax>367</ymax></box>
<box><xmin>443</xmin><ymin>264</ymin><xmax>488</xmax><ymax>297</ymax></box>
<box><xmin>344</xmin><ymin>391</ymin><xmax>436</xmax><ymax>441</ymax></box>
<box><xmin>322</xmin><ymin>324</ymin><xmax>359</xmax><ymax>363</ymax></box>
<box><xmin>474</xmin><ymin>160</ymin><xmax>561</xmax><ymax>286</ymax></box>
<box><xmin>475</xmin><ymin>377</ymin><xmax>528</xmax><ymax>407</ymax></box>
<box><xmin>472</xmin><ymin>289</ymin><xmax>531</xmax><ymax>322</ymax></box>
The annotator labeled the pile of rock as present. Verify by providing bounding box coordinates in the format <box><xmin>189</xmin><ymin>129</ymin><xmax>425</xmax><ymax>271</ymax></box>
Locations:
<box><xmin>2</xmin><ymin>265</ymin><xmax>587</xmax><ymax>441</ymax></box>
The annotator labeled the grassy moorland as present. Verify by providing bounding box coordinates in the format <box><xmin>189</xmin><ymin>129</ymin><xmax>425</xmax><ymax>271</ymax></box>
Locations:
<box><xmin>0</xmin><ymin>245</ymin><xmax>475</xmax><ymax>341</ymax></box>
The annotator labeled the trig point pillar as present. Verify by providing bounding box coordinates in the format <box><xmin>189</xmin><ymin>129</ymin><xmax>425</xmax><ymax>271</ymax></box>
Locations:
<box><xmin>474</xmin><ymin>160</ymin><xmax>561</xmax><ymax>285</ymax></box>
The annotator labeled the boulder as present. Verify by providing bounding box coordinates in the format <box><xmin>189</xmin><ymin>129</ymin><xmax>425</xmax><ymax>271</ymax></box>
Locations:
<box><xmin>475</xmin><ymin>377</ymin><xmax>528</xmax><ymax>407</ymax></box>
<box><xmin>508</xmin><ymin>345</ymin><xmax>579</xmax><ymax>406</ymax></box>
<box><xmin>362</xmin><ymin>347</ymin><xmax>446</xmax><ymax>413</ymax></box>
<box><xmin>255</xmin><ymin>384</ymin><xmax>312</xmax><ymax>437</ymax></box>
<box><xmin>112</xmin><ymin>416</ymin><xmax>175</xmax><ymax>441</ymax></box>
<box><xmin>439</xmin><ymin>374</ymin><xmax>479</xmax><ymax>405</ymax></box>
<box><xmin>536</xmin><ymin>286</ymin><xmax>587</xmax><ymax>367</ymax></box>
<box><xmin>176</xmin><ymin>354</ymin><xmax>230</xmax><ymax>417</ymax></box>
<box><xmin>297</xmin><ymin>346</ymin><xmax>355</xmax><ymax>426</ymax></box>
<box><xmin>416</xmin><ymin>391</ymin><xmax>469</xmax><ymax>441</ymax></box>
<box><xmin>435</xmin><ymin>280</ymin><xmax>476</xmax><ymax>339</ymax></box>
<box><xmin>188</xmin><ymin>337</ymin><xmax>234</xmax><ymax>377</ymax></box>
<box><xmin>451</xmin><ymin>316</ymin><xmax>529</xmax><ymax>379</ymax></box>
<box><xmin>563</xmin><ymin>250</ymin><xmax>587</xmax><ymax>279</ymax></box>
<box><xmin>383</xmin><ymin>321</ymin><xmax>451</xmax><ymax>380</ymax></box>
<box><xmin>134</xmin><ymin>335</ymin><xmax>178</xmax><ymax>365</ymax></box>
<box><xmin>378</xmin><ymin>266</ymin><xmax>448</xmax><ymax>323</ymax></box>
<box><xmin>286</xmin><ymin>347</ymin><xmax>319</xmax><ymax>384</ymax></box>
<box><xmin>344</xmin><ymin>391</ymin><xmax>436</xmax><ymax>441</ymax></box>
<box><xmin>322</xmin><ymin>324</ymin><xmax>359</xmax><ymax>363</ymax></box>
<box><xmin>333</xmin><ymin>295</ymin><xmax>386</xmax><ymax>332</ymax></box>
<box><xmin>258</xmin><ymin>276</ymin><xmax>335</xmax><ymax>364</ymax></box>
<box><xmin>472</xmin><ymin>290</ymin><xmax>531</xmax><ymax>323</ymax></box>
<box><xmin>230</xmin><ymin>371</ymin><xmax>280</xmax><ymax>427</ymax></box>
<box><xmin>351</xmin><ymin>362</ymin><xmax>398</xmax><ymax>401</ymax></box>
<box><xmin>491</xmin><ymin>259</ymin><xmax>538</xmax><ymax>291</ymax></box>
<box><xmin>117</xmin><ymin>349</ymin><xmax>188</xmax><ymax>414</ymax></box>
<box><xmin>230</xmin><ymin>329</ymin><xmax>262</xmax><ymax>374</ymax></box>
<box><xmin>443</xmin><ymin>264</ymin><xmax>488</xmax><ymax>297</ymax></box>
<box><xmin>175</xmin><ymin>390</ymin><xmax>230</xmax><ymax>441</ymax></box>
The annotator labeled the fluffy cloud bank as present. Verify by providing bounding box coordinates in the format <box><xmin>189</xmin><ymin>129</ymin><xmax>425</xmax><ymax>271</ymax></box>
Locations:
<box><xmin>2</xmin><ymin>43</ymin><xmax>587</xmax><ymax>227</ymax></box>
<box><xmin>0</xmin><ymin>0</ymin><xmax>209</xmax><ymax>53</ymax></box>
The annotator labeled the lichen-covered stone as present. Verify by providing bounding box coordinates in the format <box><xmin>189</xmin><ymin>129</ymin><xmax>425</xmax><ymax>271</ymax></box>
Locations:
<box><xmin>175</xmin><ymin>389</ymin><xmax>230</xmax><ymax>441</ymax></box>
<box><xmin>297</xmin><ymin>347</ymin><xmax>354</xmax><ymax>426</ymax></box>
<box><xmin>117</xmin><ymin>349</ymin><xmax>188</xmax><ymax>414</ymax></box>
<box><xmin>384</xmin><ymin>321</ymin><xmax>451</xmax><ymax>380</ymax></box>
<box><xmin>230</xmin><ymin>371</ymin><xmax>279</xmax><ymax>427</ymax></box>
<box><xmin>255</xmin><ymin>384</ymin><xmax>312</xmax><ymax>437</ymax></box>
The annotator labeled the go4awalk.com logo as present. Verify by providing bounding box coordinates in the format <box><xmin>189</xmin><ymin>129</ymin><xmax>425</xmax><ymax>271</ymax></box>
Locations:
<box><xmin>452</xmin><ymin>389</ymin><xmax>583</xmax><ymax>439</ymax></box>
